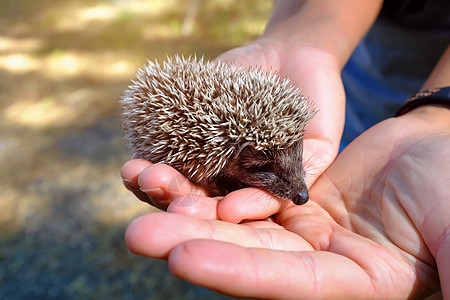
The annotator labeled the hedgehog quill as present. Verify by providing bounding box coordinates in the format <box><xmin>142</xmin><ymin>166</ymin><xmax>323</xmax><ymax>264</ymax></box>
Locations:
<box><xmin>121</xmin><ymin>55</ymin><xmax>316</xmax><ymax>205</ymax></box>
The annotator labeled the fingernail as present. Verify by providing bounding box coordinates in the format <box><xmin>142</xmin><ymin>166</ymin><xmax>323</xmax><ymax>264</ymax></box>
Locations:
<box><xmin>141</xmin><ymin>187</ymin><xmax>167</xmax><ymax>199</ymax></box>
<box><xmin>123</xmin><ymin>179</ymin><xmax>138</xmax><ymax>189</ymax></box>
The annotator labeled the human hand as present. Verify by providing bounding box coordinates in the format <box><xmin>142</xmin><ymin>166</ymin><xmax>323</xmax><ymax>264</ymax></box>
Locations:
<box><xmin>124</xmin><ymin>106</ymin><xmax>449</xmax><ymax>299</ymax></box>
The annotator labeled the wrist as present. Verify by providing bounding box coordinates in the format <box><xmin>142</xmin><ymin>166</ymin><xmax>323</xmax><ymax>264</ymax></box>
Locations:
<box><xmin>396</xmin><ymin>86</ymin><xmax>450</xmax><ymax>117</ymax></box>
<box><xmin>403</xmin><ymin>105</ymin><xmax>450</xmax><ymax>129</ymax></box>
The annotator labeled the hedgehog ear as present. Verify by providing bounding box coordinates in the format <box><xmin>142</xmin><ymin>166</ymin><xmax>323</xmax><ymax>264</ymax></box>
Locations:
<box><xmin>233</xmin><ymin>141</ymin><xmax>256</xmax><ymax>159</ymax></box>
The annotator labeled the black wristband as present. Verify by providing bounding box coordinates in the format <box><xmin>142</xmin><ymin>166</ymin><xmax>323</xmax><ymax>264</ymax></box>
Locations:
<box><xmin>395</xmin><ymin>86</ymin><xmax>450</xmax><ymax>117</ymax></box>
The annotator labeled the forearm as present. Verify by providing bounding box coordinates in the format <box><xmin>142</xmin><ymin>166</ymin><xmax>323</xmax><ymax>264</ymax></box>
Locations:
<box><xmin>397</xmin><ymin>45</ymin><xmax>450</xmax><ymax>298</ymax></box>
<box><xmin>422</xmin><ymin>45</ymin><xmax>450</xmax><ymax>89</ymax></box>
<box><xmin>263</xmin><ymin>0</ymin><xmax>383</xmax><ymax>67</ymax></box>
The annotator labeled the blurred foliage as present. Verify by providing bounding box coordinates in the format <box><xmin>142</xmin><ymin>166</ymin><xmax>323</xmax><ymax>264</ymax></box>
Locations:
<box><xmin>0</xmin><ymin>0</ymin><xmax>271</xmax><ymax>299</ymax></box>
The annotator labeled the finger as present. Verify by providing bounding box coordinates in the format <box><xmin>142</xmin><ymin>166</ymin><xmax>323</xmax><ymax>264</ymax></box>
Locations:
<box><xmin>167</xmin><ymin>194</ymin><xmax>221</xmax><ymax>220</ymax></box>
<box><xmin>218</xmin><ymin>188</ymin><xmax>294</xmax><ymax>223</ymax></box>
<box><xmin>123</xmin><ymin>181</ymin><xmax>155</xmax><ymax>205</ymax></box>
<box><xmin>302</xmin><ymin>138</ymin><xmax>337</xmax><ymax>187</ymax></box>
<box><xmin>121</xmin><ymin>159</ymin><xmax>153</xmax><ymax>187</ymax></box>
<box><xmin>125</xmin><ymin>212</ymin><xmax>313</xmax><ymax>258</ymax></box>
<box><xmin>168</xmin><ymin>240</ymin><xmax>375</xmax><ymax>300</ymax></box>
<box><xmin>309</xmin><ymin>173</ymin><xmax>353</xmax><ymax>230</ymax></box>
<box><xmin>137</xmin><ymin>163</ymin><xmax>208</xmax><ymax>210</ymax></box>
<box><xmin>280</xmin><ymin>53</ymin><xmax>343</xmax><ymax>185</ymax></box>
<box><xmin>121</xmin><ymin>159</ymin><xmax>154</xmax><ymax>204</ymax></box>
<box><xmin>276</xmin><ymin>201</ymin><xmax>337</xmax><ymax>251</ymax></box>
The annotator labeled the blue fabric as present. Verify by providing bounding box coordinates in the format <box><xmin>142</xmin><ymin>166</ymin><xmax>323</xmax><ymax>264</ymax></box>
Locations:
<box><xmin>340</xmin><ymin>0</ymin><xmax>450</xmax><ymax>150</ymax></box>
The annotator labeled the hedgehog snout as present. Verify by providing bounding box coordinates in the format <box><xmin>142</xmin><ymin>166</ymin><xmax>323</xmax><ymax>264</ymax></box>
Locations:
<box><xmin>265</xmin><ymin>175</ymin><xmax>309</xmax><ymax>205</ymax></box>
<box><xmin>292</xmin><ymin>190</ymin><xmax>309</xmax><ymax>205</ymax></box>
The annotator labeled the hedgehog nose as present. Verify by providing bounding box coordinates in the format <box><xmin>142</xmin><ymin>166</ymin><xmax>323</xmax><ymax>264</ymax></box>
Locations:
<box><xmin>293</xmin><ymin>190</ymin><xmax>309</xmax><ymax>205</ymax></box>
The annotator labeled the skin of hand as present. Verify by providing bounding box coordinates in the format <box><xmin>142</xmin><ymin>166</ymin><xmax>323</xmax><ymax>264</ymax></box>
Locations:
<box><xmin>124</xmin><ymin>106</ymin><xmax>449</xmax><ymax>299</ymax></box>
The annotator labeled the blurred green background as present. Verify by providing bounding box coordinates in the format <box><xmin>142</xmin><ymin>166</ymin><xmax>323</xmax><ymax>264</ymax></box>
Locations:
<box><xmin>0</xmin><ymin>0</ymin><xmax>271</xmax><ymax>298</ymax></box>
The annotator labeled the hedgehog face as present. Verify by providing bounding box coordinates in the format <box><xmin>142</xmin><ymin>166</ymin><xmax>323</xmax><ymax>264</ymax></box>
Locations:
<box><xmin>215</xmin><ymin>141</ymin><xmax>309</xmax><ymax>205</ymax></box>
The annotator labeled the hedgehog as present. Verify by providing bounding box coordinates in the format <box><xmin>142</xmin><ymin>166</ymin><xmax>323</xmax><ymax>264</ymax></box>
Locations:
<box><xmin>120</xmin><ymin>55</ymin><xmax>316</xmax><ymax>205</ymax></box>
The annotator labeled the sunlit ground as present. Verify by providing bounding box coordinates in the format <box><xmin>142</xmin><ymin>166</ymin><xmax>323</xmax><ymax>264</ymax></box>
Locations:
<box><xmin>0</xmin><ymin>0</ymin><xmax>270</xmax><ymax>298</ymax></box>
